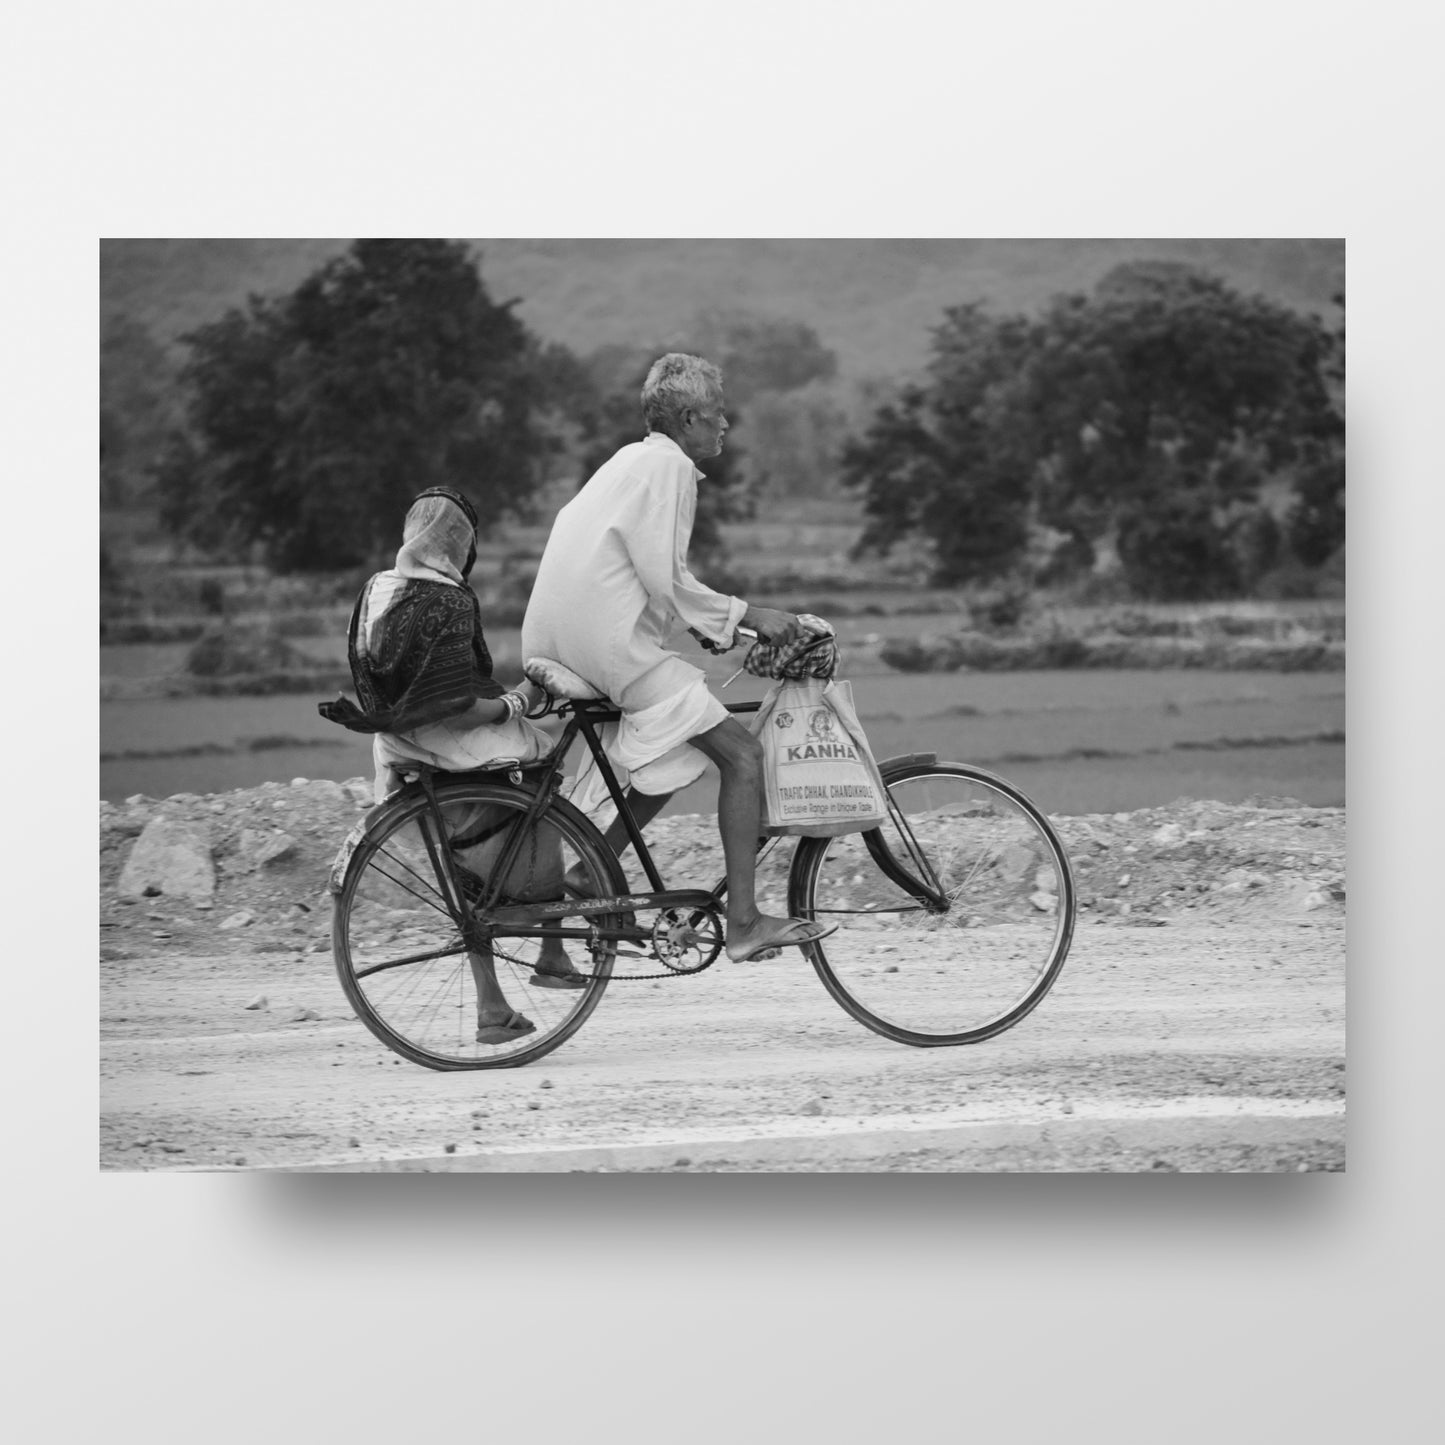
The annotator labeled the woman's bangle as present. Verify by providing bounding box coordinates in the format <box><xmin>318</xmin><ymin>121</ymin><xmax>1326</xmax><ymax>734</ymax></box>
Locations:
<box><xmin>498</xmin><ymin>691</ymin><xmax>525</xmax><ymax>722</ymax></box>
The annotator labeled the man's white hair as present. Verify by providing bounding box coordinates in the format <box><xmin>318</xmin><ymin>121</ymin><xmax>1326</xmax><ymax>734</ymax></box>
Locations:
<box><xmin>640</xmin><ymin>353</ymin><xmax>723</xmax><ymax>432</ymax></box>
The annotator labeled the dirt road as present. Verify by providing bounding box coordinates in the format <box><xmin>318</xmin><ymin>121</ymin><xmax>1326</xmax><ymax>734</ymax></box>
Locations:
<box><xmin>99</xmin><ymin>916</ymin><xmax>1343</xmax><ymax>1172</ymax></box>
<box><xmin>100</xmin><ymin>783</ymin><xmax>1345</xmax><ymax>1172</ymax></box>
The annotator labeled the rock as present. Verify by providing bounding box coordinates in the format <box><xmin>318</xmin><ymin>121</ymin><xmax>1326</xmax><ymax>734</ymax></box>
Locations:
<box><xmin>1033</xmin><ymin>866</ymin><xmax>1058</xmax><ymax>893</ymax></box>
<box><xmin>1028</xmin><ymin>892</ymin><xmax>1057</xmax><ymax>912</ymax></box>
<box><xmin>243</xmin><ymin>994</ymin><xmax>268</xmax><ymax>1010</ymax></box>
<box><xmin>237</xmin><ymin>828</ymin><xmax>298</xmax><ymax>869</ymax></box>
<box><xmin>1302</xmin><ymin>890</ymin><xmax>1331</xmax><ymax>911</ymax></box>
<box><xmin>119</xmin><ymin>816</ymin><xmax>215</xmax><ymax>901</ymax></box>
<box><xmin>800</xmin><ymin>1100</ymin><xmax>824</xmax><ymax>1116</ymax></box>
<box><xmin>286</xmin><ymin>1006</ymin><xmax>321</xmax><ymax>1022</ymax></box>
<box><xmin>343</xmin><ymin>778</ymin><xmax>375</xmax><ymax>807</ymax></box>
<box><xmin>220</xmin><ymin>910</ymin><xmax>255</xmax><ymax>930</ymax></box>
<box><xmin>996</xmin><ymin>844</ymin><xmax>1035</xmax><ymax>883</ymax></box>
<box><xmin>883</xmin><ymin>964</ymin><xmax>900</xmax><ymax>973</ymax></box>
<box><xmin>1151</xmin><ymin>823</ymin><xmax>1185</xmax><ymax>848</ymax></box>
<box><xmin>297</xmin><ymin>779</ymin><xmax>348</xmax><ymax>806</ymax></box>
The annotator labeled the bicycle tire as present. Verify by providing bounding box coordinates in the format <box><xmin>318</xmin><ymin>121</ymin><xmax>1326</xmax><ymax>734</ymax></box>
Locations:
<box><xmin>333</xmin><ymin>781</ymin><xmax>628</xmax><ymax>1070</ymax></box>
<box><xmin>788</xmin><ymin>759</ymin><xmax>1075</xmax><ymax>1046</ymax></box>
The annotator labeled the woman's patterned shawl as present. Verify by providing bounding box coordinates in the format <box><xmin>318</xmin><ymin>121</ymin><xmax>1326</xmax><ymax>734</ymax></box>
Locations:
<box><xmin>318</xmin><ymin>579</ymin><xmax>505</xmax><ymax>735</ymax></box>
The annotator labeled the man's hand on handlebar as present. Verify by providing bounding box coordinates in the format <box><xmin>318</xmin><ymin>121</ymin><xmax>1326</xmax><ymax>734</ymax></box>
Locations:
<box><xmin>741</xmin><ymin>606</ymin><xmax>808</xmax><ymax>648</ymax></box>
<box><xmin>689</xmin><ymin>627</ymin><xmax>732</xmax><ymax>654</ymax></box>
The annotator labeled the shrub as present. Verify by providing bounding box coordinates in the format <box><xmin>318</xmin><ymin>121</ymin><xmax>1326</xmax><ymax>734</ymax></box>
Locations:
<box><xmin>967</xmin><ymin>577</ymin><xmax>1035</xmax><ymax>632</ymax></box>
<box><xmin>1116</xmin><ymin>491</ymin><xmax>1243</xmax><ymax>601</ymax></box>
<box><xmin>185</xmin><ymin>623</ymin><xmax>308</xmax><ymax>678</ymax></box>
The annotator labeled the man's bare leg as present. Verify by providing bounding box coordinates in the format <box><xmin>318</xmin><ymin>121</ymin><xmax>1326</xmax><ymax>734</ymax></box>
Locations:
<box><xmin>560</xmin><ymin>786</ymin><xmax>671</xmax><ymax>893</ymax></box>
<box><xmin>687</xmin><ymin>716</ymin><xmax>832</xmax><ymax>960</ymax></box>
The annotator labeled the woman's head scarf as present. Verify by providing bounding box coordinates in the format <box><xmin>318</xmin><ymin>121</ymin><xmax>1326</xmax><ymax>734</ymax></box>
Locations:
<box><xmin>395</xmin><ymin>488</ymin><xmax>479</xmax><ymax>585</ymax></box>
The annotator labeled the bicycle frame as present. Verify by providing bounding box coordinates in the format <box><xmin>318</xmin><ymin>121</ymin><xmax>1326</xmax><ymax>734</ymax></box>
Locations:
<box><xmin>410</xmin><ymin>697</ymin><xmax>765</xmax><ymax>949</ymax></box>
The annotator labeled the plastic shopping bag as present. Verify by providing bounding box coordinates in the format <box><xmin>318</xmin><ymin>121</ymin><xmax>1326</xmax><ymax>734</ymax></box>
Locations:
<box><xmin>749</xmin><ymin>678</ymin><xmax>889</xmax><ymax>837</ymax></box>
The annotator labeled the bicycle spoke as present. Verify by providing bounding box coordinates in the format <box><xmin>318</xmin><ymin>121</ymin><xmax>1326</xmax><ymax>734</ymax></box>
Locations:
<box><xmin>795</xmin><ymin>765</ymin><xmax>1074</xmax><ymax>1045</ymax></box>
<box><xmin>333</xmin><ymin>784</ymin><xmax>624</xmax><ymax>1069</ymax></box>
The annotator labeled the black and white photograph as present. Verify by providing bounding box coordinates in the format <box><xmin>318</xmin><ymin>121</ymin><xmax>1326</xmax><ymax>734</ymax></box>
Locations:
<box><xmin>30</xmin><ymin>1</ymin><xmax>1442</xmax><ymax>1436</ymax></box>
<box><xmin>99</xmin><ymin>237</ymin><xmax>1346</xmax><ymax>1173</ymax></box>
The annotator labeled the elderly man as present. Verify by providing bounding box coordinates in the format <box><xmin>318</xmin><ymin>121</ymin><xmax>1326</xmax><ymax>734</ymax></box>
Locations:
<box><xmin>522</xmin><ymin>353</ymin><xmax>836</xmax><ymax>963</ymax></box>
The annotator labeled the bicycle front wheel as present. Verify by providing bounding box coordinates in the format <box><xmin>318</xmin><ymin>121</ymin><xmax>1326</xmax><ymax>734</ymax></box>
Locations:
<box><xmin>333</xmin><ymin>782</ymin><xmax>627</xmax><ymax>1070</ymax></box>
<box><xmin>789</xmin><ymin>760</ymin><xmax>1075</xmax><ymax>1046</ymax></box>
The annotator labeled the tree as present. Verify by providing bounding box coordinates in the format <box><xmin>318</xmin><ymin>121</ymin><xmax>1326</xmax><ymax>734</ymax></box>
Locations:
<box><xmin>841</xmin><ymin>266</ymin><xmax>1343</xmax><ymax>595</ymax></box>
<box><xmin>1285</xmin><ymin>291</ymin><xmax>1345</xmax><ymax>567</ymax></box>
<box><xmin>840</xmin><ymin>305</ymin><xmax>1038</xmax><ymax>582</ymax></box>
<box><xmin>684</xmin><ymin>309</ymin><xmax>837</xmax><ymax>401</ymax></box>
<box><xmin>743</xmin><ymin>381</ymin><xmax>852</xmax><ymax>500</ymax></box>
<box><xmin>157</xmin><ymin>240</ymin><xmax>557</xmax><ymax>571</ymax></box>
<box><xmin>101</xmin><ymin>315</ymin><xmax>180</xmax><ymax>510</ymax></box>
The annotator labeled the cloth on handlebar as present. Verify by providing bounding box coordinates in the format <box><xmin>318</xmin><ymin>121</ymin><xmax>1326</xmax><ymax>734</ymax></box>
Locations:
<box><xmin>740</xmin><ymin>613</ymin><xmax>838</xmax><ymax>682</ymax></box>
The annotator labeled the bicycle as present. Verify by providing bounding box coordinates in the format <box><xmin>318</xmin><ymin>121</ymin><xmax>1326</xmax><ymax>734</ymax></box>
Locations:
<box><xmin>328</xmin><ymin>662</ymin><xmax>1076</xmax><ymax>1070</ymax></box>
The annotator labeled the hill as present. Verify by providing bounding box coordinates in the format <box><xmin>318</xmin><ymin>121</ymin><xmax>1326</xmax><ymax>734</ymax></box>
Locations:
<box><xmin>100</xmin><ymin>238</ymin><xmax>1344</xmax><ymax>380</ymax></box>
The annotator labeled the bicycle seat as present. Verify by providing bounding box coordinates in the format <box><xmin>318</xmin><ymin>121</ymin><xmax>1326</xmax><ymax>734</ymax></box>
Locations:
<box><xmin>525</xmin><ymin>657</ymin><xmax>607</xmax><ymax>701</ymax></box>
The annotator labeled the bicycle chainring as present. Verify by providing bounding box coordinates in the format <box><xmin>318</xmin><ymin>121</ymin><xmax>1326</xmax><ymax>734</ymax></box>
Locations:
<box><xmin>651</xmin><ymin>906</ymin><xmax>723</xmax><ymax>974</ymax></box>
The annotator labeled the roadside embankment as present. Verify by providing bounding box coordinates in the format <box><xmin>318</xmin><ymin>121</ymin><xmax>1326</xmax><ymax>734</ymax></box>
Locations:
<box><xmin>99</xmin><ymin>779</ymin><xmax>1346</xmax><ymax>964</ymax></box>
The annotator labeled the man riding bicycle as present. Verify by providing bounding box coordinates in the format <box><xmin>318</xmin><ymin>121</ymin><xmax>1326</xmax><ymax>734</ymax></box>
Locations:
<box><xmin>522</xmin><ymin>352</ymin><xmax>836</xmax><ymax>964</ymax></box>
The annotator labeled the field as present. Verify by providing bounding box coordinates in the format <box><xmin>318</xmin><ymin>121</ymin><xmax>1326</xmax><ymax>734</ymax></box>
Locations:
<box><xmin>101</xmin><ymin>620</ymin><xmax>1344</xmax><ymax>816</ymax></box>
<box><xmin>99</xmin><ymin>502</ymin><xmax>1345</xmax><ymax>815</ymax></box>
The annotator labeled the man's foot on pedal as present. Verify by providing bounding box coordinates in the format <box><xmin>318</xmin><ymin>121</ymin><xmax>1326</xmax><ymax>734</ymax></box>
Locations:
<box><xmin>725</xmin><ymin>915</ymin><xmax>838</xmax><ymax>964</ymax></box>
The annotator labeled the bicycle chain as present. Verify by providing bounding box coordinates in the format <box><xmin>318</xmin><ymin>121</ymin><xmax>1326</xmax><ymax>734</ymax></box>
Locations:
<box><xmin>485</xmin><ymin>905</ymin><xmax>725</xmax><ymax>982</ymax></box>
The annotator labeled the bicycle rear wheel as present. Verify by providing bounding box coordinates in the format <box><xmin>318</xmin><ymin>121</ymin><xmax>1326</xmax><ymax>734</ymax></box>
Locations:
<box><xmin>332</xmin><ymin>782</ymin><xmax>627</xmax><ymax>1070</ymax></box>
<box><xmin>789</xmin><ymin>760</ymin><xmax>1075</xmax><ymax>1046</ymax></box>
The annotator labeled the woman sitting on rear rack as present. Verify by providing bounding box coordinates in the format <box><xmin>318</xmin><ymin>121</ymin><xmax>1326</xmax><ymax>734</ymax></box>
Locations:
<box><xmin>319</xmin><ymin>487</ymin><xmax>585</xmax><ymax>1043</ymax></box>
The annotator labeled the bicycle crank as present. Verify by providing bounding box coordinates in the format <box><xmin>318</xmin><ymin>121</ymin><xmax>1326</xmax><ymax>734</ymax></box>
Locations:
<box><xmin>651</xmin><ymin>906</ymin><xmax>723</xmax><ymax>974</ymax></box>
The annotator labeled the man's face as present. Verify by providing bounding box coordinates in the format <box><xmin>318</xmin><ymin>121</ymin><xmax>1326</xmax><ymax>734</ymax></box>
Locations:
<box><xmin>677</xmin><ymin>391</ymin><xmax>730</xmax><ymax>463</ymax></box>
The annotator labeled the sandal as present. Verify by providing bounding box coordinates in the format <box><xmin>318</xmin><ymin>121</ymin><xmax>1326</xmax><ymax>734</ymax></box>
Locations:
<box><xmin>474</xmin><ymin>1009</ymin><xmax>537</xmax><ymax>1045</ymax></box>
<box><xmin>529</xmin><ymin>967</ymin><xmax>590</xmax><ymax>990</ymax></box>
<box><xmin>726</xmin><ymin>917</ymin><xmax>838</xmax><ymax>964</ymax></box>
